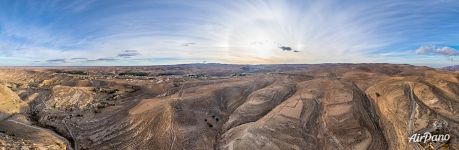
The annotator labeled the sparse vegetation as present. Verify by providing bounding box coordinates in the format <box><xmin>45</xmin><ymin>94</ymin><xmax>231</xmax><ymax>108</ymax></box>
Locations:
<box><xmin>157</xmin><ymin>71</ymin><xmax>185</xmax><ymax>76</ymax></box>
<box><xmin>54</xmin><ymin>70</ymin><xmax>88</xmax><ymax>75</ymax></box>
<box><xmin>119</xmin><ymin>71</ymin><xmax>149</xmax><ymax>76</ymax></box>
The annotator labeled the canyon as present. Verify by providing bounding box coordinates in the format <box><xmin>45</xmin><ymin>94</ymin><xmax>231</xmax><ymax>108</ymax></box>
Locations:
<box><xmin>0</xmin><ymin>64</ymin><xmax>457</xmax><ymax>150</ymax></box>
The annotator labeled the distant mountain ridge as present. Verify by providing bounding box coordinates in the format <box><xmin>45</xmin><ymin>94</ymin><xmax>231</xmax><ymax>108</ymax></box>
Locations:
<box><xmin>443</xmin><ymin>65</ymin><xmax>459</xmax><ymax>71</ymax></box>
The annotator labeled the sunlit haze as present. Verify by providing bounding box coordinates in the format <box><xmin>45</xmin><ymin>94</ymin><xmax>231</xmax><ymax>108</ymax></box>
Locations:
<box><xmin>1</xmin><ymin>0</ymin><xmax>459</xmax><ymax>67</ymax></box>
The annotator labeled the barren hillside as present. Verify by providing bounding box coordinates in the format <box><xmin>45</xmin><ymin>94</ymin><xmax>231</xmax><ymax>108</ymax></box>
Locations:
<box><xmin>0</xmin><ymin>64</ymin><xmax>457</xmax><ymax>150</ymax></box>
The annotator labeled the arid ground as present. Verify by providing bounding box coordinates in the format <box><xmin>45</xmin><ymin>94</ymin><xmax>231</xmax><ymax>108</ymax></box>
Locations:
<box><xmin>0</xmin><ymin>64</ymin><xmax>458</xmax><ymax>150</ymax></box>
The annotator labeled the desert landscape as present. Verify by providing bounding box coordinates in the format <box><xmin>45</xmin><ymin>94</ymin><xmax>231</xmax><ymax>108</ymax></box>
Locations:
<box><xmin>0</xmin><ymin>63</ymin><xmax>457</xmax><ymax>150</ymax></box>
<box><xmin>2</xmin><ymin>1</ymin><xmax>459</xmax><ymax>149</ymax></box>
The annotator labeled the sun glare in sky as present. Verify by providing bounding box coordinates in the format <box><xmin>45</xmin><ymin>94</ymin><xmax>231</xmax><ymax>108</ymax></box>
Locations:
<box><xmin>0</xmin><ymin>0</ymin><xmax>458</xmax><ymax>67</ymax></box>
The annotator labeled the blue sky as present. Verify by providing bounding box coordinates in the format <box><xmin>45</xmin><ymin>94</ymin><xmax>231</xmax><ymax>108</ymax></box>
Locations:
<box><xmin>0</xmin><ymin>0</ymin><xmax>458</xmax><ymax>67</ymax></box>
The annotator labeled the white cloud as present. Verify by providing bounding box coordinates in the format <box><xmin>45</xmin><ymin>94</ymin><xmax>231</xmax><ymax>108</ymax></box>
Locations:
<box><xmin>1</xmin><ymin>0</ymin><xmax>459</xmax><ymax>66</ymax></box>
<box><xmin>416</xmin><ymin>45</ymin><xmax>459</xmax><ymax>56</ymax></box>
